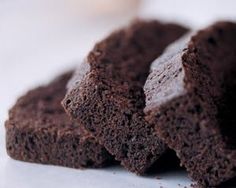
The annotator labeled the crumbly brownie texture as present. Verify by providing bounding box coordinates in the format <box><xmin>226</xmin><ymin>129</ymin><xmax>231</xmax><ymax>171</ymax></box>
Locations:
<box><xmin>62</xmin><ymin>20</ymin><xmax>188</xmax><ymax>174</ymax></box>
<box><xmin>144</xmin><ymin>21</ymin><xmax>236</xmax><ymax>187</ymax></box>
<box><xmin>5</xmin><ymin>71</ymin><xmax>113</xmax><ymax>168</ymax></box>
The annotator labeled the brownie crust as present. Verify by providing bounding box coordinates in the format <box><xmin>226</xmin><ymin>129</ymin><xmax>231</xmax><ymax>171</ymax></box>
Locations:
<box><xmin>62</xmin><ymin>20</ymin><xmax>188</xmax><ymax>174</ymax></box>
<box><xmin>5</xmin><ymin>71</ymin><xmax>113</xmax><ymax>168</ymax></box>
<box><xmin>144</xmin><ymin>22</ymin><xmax>236</xmax><ymax>187</ymax></box>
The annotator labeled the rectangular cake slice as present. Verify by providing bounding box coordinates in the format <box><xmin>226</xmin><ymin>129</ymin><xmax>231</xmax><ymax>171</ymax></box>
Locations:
<box><xmin>144</xmin><ymin>21</ymin><xmax>236</xmax><ymax>187</ymax></box>
<box><xmin>5</xmin><ymin>71</ymin><xmax>113</xmax><ymax>168</ymax></box>
<box><xmin>62</xmin><ymin>20</ymin><xmax>188</xmax><ymax>174</ymax></box>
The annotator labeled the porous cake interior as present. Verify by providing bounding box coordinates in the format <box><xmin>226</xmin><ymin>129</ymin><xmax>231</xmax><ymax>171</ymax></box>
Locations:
<box><xmin>183</xmin><ymin>22</ymin><xmax>236</xmax><ymax>149</ymax></box>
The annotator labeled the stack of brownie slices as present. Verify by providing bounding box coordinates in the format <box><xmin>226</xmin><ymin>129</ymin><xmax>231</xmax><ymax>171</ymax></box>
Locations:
<box><xmin>5</xmin><ymin>20</ymin><xmax>236</xmax><ymax>187</ymax></box>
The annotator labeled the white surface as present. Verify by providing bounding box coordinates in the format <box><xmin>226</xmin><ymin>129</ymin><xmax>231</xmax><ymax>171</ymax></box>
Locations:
<box><xmin>1</xmin><ymin>1</ymin><xmax>236</xmax><ymax>188</ymax></box>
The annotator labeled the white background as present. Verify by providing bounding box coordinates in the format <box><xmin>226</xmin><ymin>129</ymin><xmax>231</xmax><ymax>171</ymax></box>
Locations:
<box><xmin>1</xmin><ymin>0</ymin><xmax>236</xmax><ymax>187</ymax></box>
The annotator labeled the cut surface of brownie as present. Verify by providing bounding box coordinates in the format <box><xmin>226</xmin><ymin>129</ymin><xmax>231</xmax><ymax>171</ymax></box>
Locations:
<box><xmin>144</xmin><ymin>21</ymin><xmax>236</xmax><ymax>187</ymax></box>
<box><xmin>62</xmin><ymin>20</ymin><xmax>188</xmax><ymax>174</ymax></box>
<box><xmin>5</xmin><ymin>71</ymin><xmax>113</xmax><ymax>168</ymax></box>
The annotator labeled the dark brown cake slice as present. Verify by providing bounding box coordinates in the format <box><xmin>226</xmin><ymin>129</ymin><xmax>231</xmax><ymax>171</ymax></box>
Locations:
<box><xmin>5</xmin><ymin>71</ymin><xmax>113</xmax><ymax>168</ymax></box>
<box><xmin>144</xmin><ymin>21</ymin><xmax>236</xmax><ymax>187</ymax></box>
<box><xmin>62</xmin><ymin>20</ymin><xmax>188</xmax><ymax>174</ymax></box>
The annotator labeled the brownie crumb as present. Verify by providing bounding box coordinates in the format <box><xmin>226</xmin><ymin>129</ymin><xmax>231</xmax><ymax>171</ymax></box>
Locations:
<box><xmin>5</xmin><ymin>71</ymin><xmax>113</xmax><ymax>168</ymax></box>
<box><xmin>62</xmin><ymin>20</ymin><xmax>188</xmax><ymax>174</ymax></box>
<box><xmin>144</xmin><ymin>21</ymin><xmax>236</xmax><ymax>187</ymax></box>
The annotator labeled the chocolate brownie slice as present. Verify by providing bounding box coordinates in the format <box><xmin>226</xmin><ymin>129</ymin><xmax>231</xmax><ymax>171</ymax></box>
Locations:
<box><xmin>62</xmin><ymin>20</ymin><xmax>188</xmax><ymax>174</ymax></box>
<box><xmin>144</xmin><ymin>21</ymin><xmax>236</xmax><ymax>187</ymax></box>
<box><xmin>5</xmin><ymin>71</ymin><xmax>113</xmax><ymax>168</ymax></box>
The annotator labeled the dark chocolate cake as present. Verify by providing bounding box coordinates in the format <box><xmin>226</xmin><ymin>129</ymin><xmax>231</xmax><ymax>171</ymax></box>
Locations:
<box><xmin>62</xmin><ymin>20</ymin><xmax>188</xmax><ymax>174</ymax></box>
<box><xmin>144</xmin><ymin>21</ymin><xmax>236</xmax><ymax>187</ymax></box>
<box><xmin>5</xmin><ymin>71</ymin><xmax>113</xmax><ymax>168</ymax></box>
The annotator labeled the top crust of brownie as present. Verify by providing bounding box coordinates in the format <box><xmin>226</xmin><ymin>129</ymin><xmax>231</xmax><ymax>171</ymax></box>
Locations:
<box><xmin>62</xmin><ymin>20</ymin><xmax>188</xmax><ymax>174</ymax></box>
<box><xmin>144</xmin><ymin>33</ymin><xmax>191</xmax><ymax>112</ymax></box>
<box><xmin>6</xmin><ymin>72</ymin><xmax>75</xmax><ymax>132</ymax></box>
